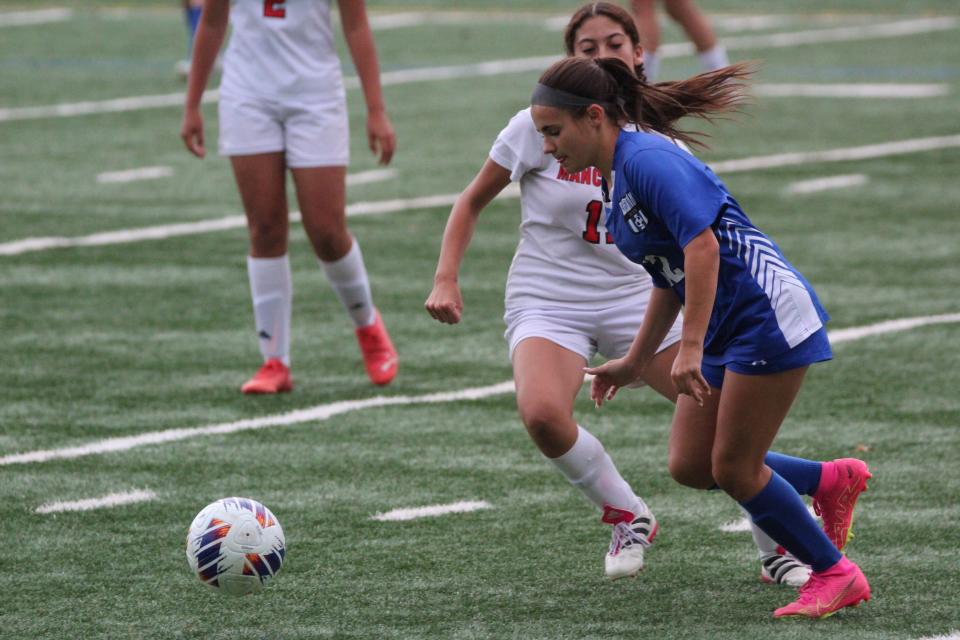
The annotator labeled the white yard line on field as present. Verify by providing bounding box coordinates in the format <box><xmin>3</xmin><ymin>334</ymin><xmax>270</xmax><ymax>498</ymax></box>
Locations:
<box><xmin>3</xmin><ymin>130</ymin><xmax>956</xmax><ymax>257</ymax></box>
<box><xmin>828</xmin><ymin>313</ymin><xmax>960</xmax><ymax>344</ymax></box>
<box><xmin>0</xmin><ymin>184</ymin><xmax>521</xmax><ymax>256</ymax></box>
<box><xmin>346</xmin><ymin>168</ymin><xmax>397</xmax><ymax>186</ymax></box>
<box><xmin>0</xmin><ymin>8</ymin><xmax>71</xmax><ymax>27</ymax></box>
<box><xmin>96</xmin><ymin>166</ymin><xmax>174</xmax><ymax>184</ymax></box>
<box><xmin>35</xmin><ymin>489</ymin><xmax>157</xmax><ymax>514</ymax></box>
<box><xmin>786</xmin><ymin>173</ymin><xmax>869</xmax><ymax>195</ymax></box>
<box><xmin>755</xmin><ymin>84</ymin><xmax>948</xmax><ymax>98</ymax></box>
<box><xmin>1</xmin><ymin>17</ymin><xmax>956</xmax><ymax>123</ymax></box>
<box><xmin>0</xmin><ymin>381</ymin><xmax>517</xmax><ymax>466</ymax></box>
<box><xmin>371</xmin><ymin>500</ymin><xmax>492</xmax><ymax>522</ymax></box>
<box><xmin>2</xmin><ymin>313</ymin><xmax>959</xmax><ymax>468</ymax></box>
<box><xmin>917</xmin><ymin>633</ymin><xmax>960</xmax><ymax>640</ymax></box>
<box><xmin>709</xmin><ymin>134</ymin><xmax>960</xmax><ymax>174</ymax></box>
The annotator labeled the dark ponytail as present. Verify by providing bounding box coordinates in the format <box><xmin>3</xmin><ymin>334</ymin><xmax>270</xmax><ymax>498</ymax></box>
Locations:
<box><xmin>536</xmin><ymin>56</ymin><xmax>754</xmax><ymax>149</ymax></box>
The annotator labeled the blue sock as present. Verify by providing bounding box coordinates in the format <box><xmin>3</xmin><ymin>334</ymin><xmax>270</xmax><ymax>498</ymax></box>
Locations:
<box><xmin>764</xmin><ymin>451</ymin><xmax>822</xmax><ymax>496</ymax></box>
<box><xmin>739</xmin><ymin>471</ymin><xmax>840</xmax><ymax>572</ymax></box>
<box><xmin>185</xmin><ymin>6</ymin><xmax>202</xmax><ymax>55</ymax></box>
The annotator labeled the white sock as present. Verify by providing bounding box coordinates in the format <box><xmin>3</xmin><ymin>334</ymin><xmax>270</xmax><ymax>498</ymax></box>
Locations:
<box><xmin>642</xmin><ymin>50</ymin><xmax>661</xmax><ymax>82</ymax></box>
<box><xmin>697</xmin><ymin>44</ymin><xmax>729</xmax><ymax>72</ymax></box>
<box><xmin>742</xmin><ymin>505</ymin><xmax>780</xmax><ymax>558</ymax></box>
<box><xmin>247</xmin><ymin>255</ymin><xmax>292</xmax><ymax>365</ymax></box>
<box><xmin>319</xmin><ymin>240</ymin><xmax>376</xmax><ymax>328</ymax></box>
<box><xmin>549</xmin><ymin>425</ymin><xmax>645</xmax><ymax>514</ymax></box>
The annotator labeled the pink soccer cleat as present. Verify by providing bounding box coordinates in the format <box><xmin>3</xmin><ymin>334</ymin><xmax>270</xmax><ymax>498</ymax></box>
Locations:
<box><xmin>774</xmin><ymin>556</ymin><xmax>870</xmax><ymax>619</ymax></box>
<box><xmin>813</xmin><ymin>458</ymin><xmax>872</xmax><ymax>552</ymax></box>
<box><xmin>355</xmin><ymin>310</ymin><xmax>398</xmax><ymax>386</ymax></box>
<box><xmin>241</xmin><ymin>358</ymin><xmax>293</xmax><ymax>394</ymax></box>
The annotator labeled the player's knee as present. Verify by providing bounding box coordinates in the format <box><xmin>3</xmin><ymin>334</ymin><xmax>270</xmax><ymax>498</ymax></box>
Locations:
<box><xmin>248</xmin><ymin>219</ymin><xmax>287</xmax><ymax>253</ymax></box>
<box><xmin>517</xmin><ymin>401</ymin><xmax>566</xmax><ymax>446</ymax></box>
<box><xmin>668</xmin><ymin>454</ymin><xmax>713</xmax><ymax>489</ymax></box>
<box><xmin>711</xmin><ymin>456</ymin><xmax>756</xmax><ymax>497</ymax></box>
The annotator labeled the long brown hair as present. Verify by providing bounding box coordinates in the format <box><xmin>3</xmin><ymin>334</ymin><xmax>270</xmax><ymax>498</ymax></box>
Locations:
<box><xmin>564</xmin><ymin>3</ymin><xmax>640</xmax><ymax>57</ymax></box>
<box><xmin>536</xmin><ymin>55</ymin><xmax>753</xmax><ymax>149</ymax></box>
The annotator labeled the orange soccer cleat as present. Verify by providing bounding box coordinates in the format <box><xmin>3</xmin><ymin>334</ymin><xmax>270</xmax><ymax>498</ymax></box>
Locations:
<box><xmin>240</xmin><ymin>358</ymin><xmax>293</xmax><ymax>394</ymax></box>
<box><xmin>355</xmin><ymin>310</ymin><xmax>398</xmax><ymax>386</ymax></box>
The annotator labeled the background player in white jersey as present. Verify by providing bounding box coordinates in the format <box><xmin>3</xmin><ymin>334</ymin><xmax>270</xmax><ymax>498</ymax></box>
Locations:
<box><xmin>426</xmin><ymin>3</ymin><xmax>821</xmax><ymax>586</ymax></box>
<box><xmin>181</xmin><ymin>0</ymin><xmax>398</xmax><ymax>393</ymax></box>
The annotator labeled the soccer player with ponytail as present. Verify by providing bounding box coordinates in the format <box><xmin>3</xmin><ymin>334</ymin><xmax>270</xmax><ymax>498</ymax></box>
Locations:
<box><xmin>428</xmin><ymin>3</ymin><xmax>863</xmax><ymax>589</ymax></box>
<box><xmin>529</xmin><ymin>54</ymin><xmax>871</xmax><ymax>617</ymax></box>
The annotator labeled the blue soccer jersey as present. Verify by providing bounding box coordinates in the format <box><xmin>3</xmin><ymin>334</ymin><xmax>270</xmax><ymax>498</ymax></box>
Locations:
<box><xmin>604</xmin><ymin>130</ymin><xmax>829</xmax><ymax>365</ymax></box>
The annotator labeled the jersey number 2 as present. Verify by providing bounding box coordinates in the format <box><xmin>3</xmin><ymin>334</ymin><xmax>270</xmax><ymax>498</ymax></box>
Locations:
<box><xmin>264</xmin><ymin>1</ymin><xmax>286</xmax><ymax>18</ymax></box>
<box><xmin>582</xmin><ymin>200</ymin><xmax>613</xmax><ymax>244</ymax></box>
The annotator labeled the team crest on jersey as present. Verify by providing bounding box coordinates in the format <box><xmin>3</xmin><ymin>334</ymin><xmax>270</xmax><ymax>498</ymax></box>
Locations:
<box><xmin>619</xmin><ymin>192</ymin><xmax>648</xmax><ymax>233</ymax></box>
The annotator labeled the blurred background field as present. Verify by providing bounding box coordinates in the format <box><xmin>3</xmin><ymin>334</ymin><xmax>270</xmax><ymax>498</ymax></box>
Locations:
<box><xmin>0</xmin><ymin>2</ymin><xmax>958</xmax><ymax>638</ymax></box>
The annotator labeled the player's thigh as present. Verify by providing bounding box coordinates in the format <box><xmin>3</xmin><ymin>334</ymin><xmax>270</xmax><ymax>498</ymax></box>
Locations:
<box><xmin>289</xmin><ymin>166</ymin><xmax>348</xmax><ymax>232</ymax></box>
<box><xmin>512</xmin><ymin>337</ymin><xmax>588</xmax><ymax>423</ymax></box>
<box><xmin>667</xmin><ymin>389</ymin><xmax>720</xmax><ymax>488</ymax></box>
<box><xmin>229</xmin><ymin>152</ymin><xmax>289</xmax><ymax>254</ymax></box>
<box><xmin>712</xmin><ymin>367</ymin><xmax>808</xmax><ymax>491</ymax></box>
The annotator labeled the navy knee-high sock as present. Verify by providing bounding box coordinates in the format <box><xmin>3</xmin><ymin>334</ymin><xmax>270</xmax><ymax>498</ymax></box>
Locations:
<box><xmin>764</xmin><ymin>451</ymin><xmax>822</xmax><ymax>496</ymax></box>
<box><xmin>739</xmin><ymin>471</ymin><xmax>840</xmax><ymax>572</ymax></box>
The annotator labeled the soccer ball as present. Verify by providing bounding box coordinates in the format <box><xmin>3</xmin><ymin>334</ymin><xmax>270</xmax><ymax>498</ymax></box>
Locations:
<box><xmin>185</xmin><ymin>497</ymin><xmax>286</xmax><ymax>596</ymax></box>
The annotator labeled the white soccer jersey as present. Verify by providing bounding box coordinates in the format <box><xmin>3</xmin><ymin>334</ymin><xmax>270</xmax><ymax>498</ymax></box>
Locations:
<box><xmin>490</xmin><ymin>108</ymin><xmax>655</xmax><ymax>311</ymax></box>
<box><xmin>220</xmin><ymin>0</ymin><xmax>344</xmax><ymax>103</ymax></box>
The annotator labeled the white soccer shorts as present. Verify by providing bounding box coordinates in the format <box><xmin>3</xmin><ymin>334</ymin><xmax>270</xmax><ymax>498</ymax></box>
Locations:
<box><xmin>504</xmin><ymin>303</ymin><xmax>682</xmax><ymax>362</ymax></box>
<box><xmin>218</xmin><ymin>94</ymin><xmax>349</xmax><ymax>168</ymax></box>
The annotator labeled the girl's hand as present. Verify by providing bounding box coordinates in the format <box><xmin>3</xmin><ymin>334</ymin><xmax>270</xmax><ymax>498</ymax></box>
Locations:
<box><xmin>671</xmin><ymin>343</ymin><xmax>710</xmax><ymax>406</ymax></box>
<box><xmin>425</xmin><ymin>278</ymin><xmax>463</xmax><ymax>324</ymax></box>
<box><xmin>180</xmin><ymin>107</ymin><xmax>206</xmax><ymax>158</ymax></box>
<box><xmin>367</xmin><ymin>110</ymin><xmax>396</xmax><ymax>165</ymax></box>
<box><xmin>584</xmin><ymin>358</ymin><xmax>642</xmax><ymax>407</ymax></box>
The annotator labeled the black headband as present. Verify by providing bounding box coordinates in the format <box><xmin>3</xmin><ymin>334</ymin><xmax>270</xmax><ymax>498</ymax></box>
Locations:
<box><xmin>531</xmin><ymin>83</ymin><xmax>611</xmax><ymax>109</ymax></box>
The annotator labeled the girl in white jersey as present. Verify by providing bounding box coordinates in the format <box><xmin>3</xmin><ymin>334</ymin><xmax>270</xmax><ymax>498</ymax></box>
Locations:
<box><xmin>426</xmin><ymin>3</ymin><xmax>845</xmax><ymax>586</ymax></box>
<box><xmin>181</xmin><ymin>0</ymin><xmax>398</xmax><ymax>393</ymax></box>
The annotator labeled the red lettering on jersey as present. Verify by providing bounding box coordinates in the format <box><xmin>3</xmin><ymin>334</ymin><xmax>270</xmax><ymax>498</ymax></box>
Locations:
<box><xmin>556</xmin><ymin>165</ymin><xmax>604</xmax><ymax>186</ymax></box>
<box><xmin>264</xmin><ymin>0</ymin><xmax>286</xmax><ymax>18</ymax></box>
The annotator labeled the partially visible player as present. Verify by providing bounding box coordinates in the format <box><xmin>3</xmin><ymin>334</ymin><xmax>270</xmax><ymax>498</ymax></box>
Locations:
<box><xmin>630</xmin><ymin>0</ymin><xmax>728</xmax><ymax>81</ymax></box>
<box><xmin>181</xmin><ymin>0</ymin><xmax>398</xmax><ymax>392</ymax></box>
<box><xmin>526</xmin><ymin>55</ymin><xmax>870</xmax><ymax>617</ymax></box>
<box><xmin>426</xmin><ymin>3</ymin><xmax>854</xmax><ymax>586</ymax></box>
<box><xmin>176</xmin><ymin>0</ymin><xmax>203</xmax><ymax>79</ymax></box>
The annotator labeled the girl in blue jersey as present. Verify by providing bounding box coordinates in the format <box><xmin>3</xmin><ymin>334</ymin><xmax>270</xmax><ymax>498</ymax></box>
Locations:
<box><xmin>529</xmin><ymin>56</ymin><xmax>871</xmax><ymax>619</ymax></box>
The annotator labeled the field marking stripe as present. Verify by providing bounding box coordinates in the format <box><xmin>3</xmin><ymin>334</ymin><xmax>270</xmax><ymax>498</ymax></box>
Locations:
<box><xmin>786</xmin><ymin>173</ymin><xmax>868</xmax><ymax>194</ymax></box>
<box><xmin>3</xmin><ymin>312</ymin><xmax>959</xmax><ymax>468</ymax></box>
<box><xmin>0</xmin><ymin>8</ymin><xmax>72</xmax><ymax>27</ymax></box>
<box><xmin>754</xmin><ymin>83</ymin><xmax>948</xmax><ymax>98</ymax></box>
<box><xmin>96</xmin><ymin>166</ymin><xmax>174</xmax><ymax>184</ymax></box>
<box><xmin>346</xmin><ymin>168</ymin><xmax>397</xmax><ymax>186</ymax></box>
<box><xmin>371</xmin><ymin>500</ymin><xmax>492</xmax><ymax>521</ymax></box>
<box><xmin>35</xmin><ymin>489</ymin><xmax>157</xmax><ymax>514</ymax></box>
<box><xmin>828</xmin><ymin>313</ymin><xmax>960</xmax><ymax>344</ymax></box>
<box><xmin>710</xmin><ymin>134</ymin><xmax>960</xmax><ymax>174</ymax></box>
<box><xmin>2</xmin><ymin>17</ymin><xmax>956</xmax><ymax>123</ymax></box>
<box><xmin>0</xmin><ymin>381</ymin><xmax>516</xmax><ymax>466</ymax></box>
<box><xmin>917</xmin><ymin>633</ymin><xmax>960</xmax><ymax>640</ymax></box>
<box><xmin>0</xmin><ymin>184</ymin><xmax>520</xmax><ymax>256</ymax></box>
<box><xmin>5</xmin><ymin>130</ymin><xmax>957</xmax><ymax>256</ymax></box>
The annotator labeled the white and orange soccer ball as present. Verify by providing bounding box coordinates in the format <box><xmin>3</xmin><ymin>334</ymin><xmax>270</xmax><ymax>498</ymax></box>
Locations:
<box><xmin>185</xmin><ymin>497</ymin><xmax>286</xmax><ymax>596</ymax></box>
